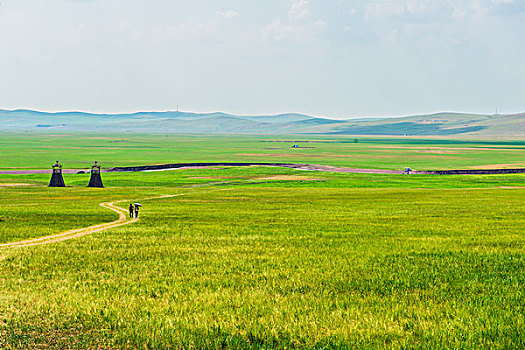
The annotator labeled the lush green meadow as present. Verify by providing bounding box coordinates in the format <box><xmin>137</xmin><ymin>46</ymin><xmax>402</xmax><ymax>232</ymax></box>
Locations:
<box><xmin>1</xmin><ymin>133</ymin><xmax>525</xmax><ymax>171</ymax></box>
<box><xmin>1</xmin><ymin>134</ymin><xmax>525</xmax><ymax>349</ymax></box>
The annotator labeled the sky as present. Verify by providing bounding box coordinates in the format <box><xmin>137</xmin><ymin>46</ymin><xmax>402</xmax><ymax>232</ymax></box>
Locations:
<box><xmin>0</xmin><ymin>0</ymin><xmax>524</xmax><ymax>119</ymax></box>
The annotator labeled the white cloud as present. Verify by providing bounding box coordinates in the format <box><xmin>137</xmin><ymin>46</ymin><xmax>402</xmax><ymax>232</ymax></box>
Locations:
<box><xmin>289</xmin><ymin>0</ymin><xmax>309</xmax><ymax>22</ymax></box>
<box><xmin>216</xmin><ymin>10</ymin><xmax>239</xmax><ymax>19</ymax></box>
<box><xmin>262</xmin><ymin>20</ymin><xmax>288</xmax><ymax>42</ymax></box>
<box><xmin>155</xmin><ymin>10</ymin><xmax>241</xmax><ymax>42</ymax></box>
<box><xmin>314</xmin><ymin>20</ymin><xmax>327</xmax><ymax>29</ymax></box>
<box><xmin>360</xmin><ymin>0</ymin><xmax>511</xmax><ymax>44</ymax></box>
<box><xmin>363</xmin><ymin>0</ymin><xmax>521</xmax><ymax>24</ymax></box>
<box><xmin>262</xmin><ymin>0</ymin><xmax>325</xmax><ymax>43</ymax></box>
<box><xmin>160</xmin><ymin>19</ymin><xmax>216</xmax><ymax>40</ymax></box>
<box><xmin>364</xmin><ymin>1</ymin><xmax>406</xmax><ymax>20</ymax></box>
<box><xmin>364</xmin><ymin>0</ymin><xmax>449</xmax><ymax>20</ymax></box>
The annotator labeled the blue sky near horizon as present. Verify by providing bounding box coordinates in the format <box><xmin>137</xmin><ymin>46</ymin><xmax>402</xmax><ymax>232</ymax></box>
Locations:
<box><xmin>0</xmin><ymin>0</ymin><xmax>524</xmax><ymax>119</ymax></box>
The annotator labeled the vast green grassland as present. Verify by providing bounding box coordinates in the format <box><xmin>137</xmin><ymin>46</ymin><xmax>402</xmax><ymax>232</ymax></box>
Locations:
<box><xmin>1</xmin><ymin>133</ymin><xmax>525</xmax><ymax>171</ymax></box>
<box><xmin>1</xmin><ymin>134</ymin><xmax>524</xmax><ymax>349</ymax></box>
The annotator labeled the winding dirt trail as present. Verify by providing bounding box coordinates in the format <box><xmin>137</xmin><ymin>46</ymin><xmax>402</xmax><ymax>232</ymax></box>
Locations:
<box><xmin>0</xmin><ymin>194</ymin><xmax>182</xmax><ymax>249</ymax></box>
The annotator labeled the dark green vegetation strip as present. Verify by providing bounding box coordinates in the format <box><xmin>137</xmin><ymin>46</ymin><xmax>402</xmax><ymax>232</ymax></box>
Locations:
<box><xmin>428</xmin><ymin>168</ymin><xmax>525</xmax><ymax>175</ymax></box>
<box><xmin>107</xmin><ymin>162</ymin><xmax>525</xmax><ymax>175</ymax></box>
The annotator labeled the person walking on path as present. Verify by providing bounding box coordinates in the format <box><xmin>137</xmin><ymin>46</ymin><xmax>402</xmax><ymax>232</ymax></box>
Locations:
<box><xmin>134</xmin><ymin>205</ymin><xmax>140</xmax><ymax>219</ymax></box>
<box><xmin>129</xmin><ymin>203</ymin><xmax>134</xmax><ymax>219</ymax></box>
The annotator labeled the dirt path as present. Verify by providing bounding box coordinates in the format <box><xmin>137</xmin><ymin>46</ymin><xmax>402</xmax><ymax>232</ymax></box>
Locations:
<box><xmin>0</xmin><ymin>194</ymin><xmax>182</xmax><ymax>249</ymax></box>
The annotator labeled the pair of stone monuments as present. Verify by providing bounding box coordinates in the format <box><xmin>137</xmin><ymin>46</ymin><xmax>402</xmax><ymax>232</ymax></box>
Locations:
<box><xmin>49</xmin><ymin>161</ymin><xmax>104</xmax><ymax>188</ymax></box>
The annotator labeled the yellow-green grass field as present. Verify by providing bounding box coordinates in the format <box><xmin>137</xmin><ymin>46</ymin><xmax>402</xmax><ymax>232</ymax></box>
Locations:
<box><xmin>1</xmin><ymin>134</ymin><xmax>525</xmax><ymax>349</ymax></box>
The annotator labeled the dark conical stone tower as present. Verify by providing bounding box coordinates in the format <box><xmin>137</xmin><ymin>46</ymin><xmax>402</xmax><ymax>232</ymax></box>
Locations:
<box><xmin>49</xmin><ymin>161</ymin><xmax>66</xmax><ymax>187</ymax></box>
<box><xmin>88</xmin><ymin>161</ymin><xmax>104</xmax><ymax>188</ymax></box>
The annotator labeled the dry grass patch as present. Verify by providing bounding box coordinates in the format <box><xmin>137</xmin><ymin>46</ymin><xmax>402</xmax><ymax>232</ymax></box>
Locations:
<box><xmin>258</xmin><ymin>175</ymin><xmax>324</xmax><ymax>181</ymax></box>
<box><xmin>189</xmin><ymin>176</ymin><xmax>240</xmax><ymax>180</ymax></box>
<box><xmin>469</xmin><ymin>163</ymin><xmax>525</xmax><ymax>169</ymax></box>
<box><xmin>416</xmin><ymin>150</ymin><xmax>458</xmax><ymax>154</ymax></box>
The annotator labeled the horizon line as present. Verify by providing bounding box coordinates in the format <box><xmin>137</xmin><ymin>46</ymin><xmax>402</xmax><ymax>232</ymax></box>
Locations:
<box><xmin>1</xmin><ymin>108</ymin><xmax>523</xmax><ymax>121</ymax></box>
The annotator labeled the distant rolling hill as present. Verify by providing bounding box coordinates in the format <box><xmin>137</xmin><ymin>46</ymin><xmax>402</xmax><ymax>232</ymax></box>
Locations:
<box><xmin>0</xmin><ymin>109</ymin><xmax>523</xmax><ymax>136</ymax></box>
<box><xmin>311</xmin><ymin>112</ymin><xmax>525</xmax><ymax>136</ymax></box>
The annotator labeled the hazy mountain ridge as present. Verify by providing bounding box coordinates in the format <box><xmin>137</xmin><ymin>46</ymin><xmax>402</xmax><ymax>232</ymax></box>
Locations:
<box><xmin>0</xmin><ymin>109</ymin><xmax>523</xmax><ymax>136</ymax></box>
